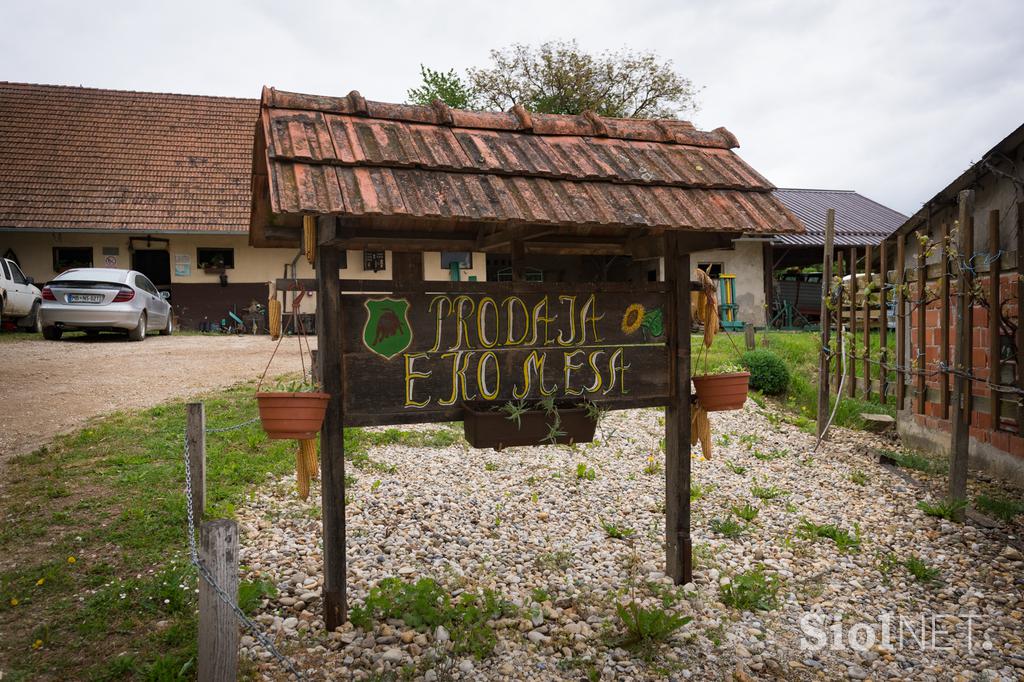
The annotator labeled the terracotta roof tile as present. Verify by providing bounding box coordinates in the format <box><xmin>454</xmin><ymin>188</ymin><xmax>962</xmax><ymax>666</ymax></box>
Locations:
<box><xmin>254</xmin><ymin>87</ymin><xmax>802</xmax><ymax>236</ymax></box>
<box><xmin>0</xmin><ymin>82</ymin><xmax>257</xmax><ymax>232</ymax></box>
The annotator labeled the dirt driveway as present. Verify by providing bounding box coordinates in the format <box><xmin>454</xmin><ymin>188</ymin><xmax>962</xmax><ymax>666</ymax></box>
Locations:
<box><xmin>0</xmin><ymin>334</ymin><xmax>312</xmax><ymax>464</ymax></box>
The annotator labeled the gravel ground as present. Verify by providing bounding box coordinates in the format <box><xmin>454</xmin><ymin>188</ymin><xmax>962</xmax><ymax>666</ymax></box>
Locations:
<box><xmin>236</xmin><ymin>403</ymin><xmax>1024</xmax><ymax>681</ymax></box>
<box><xmin>0</xmin><ymin>334</ymin><xmax>309</xmax><ymax>464</ymax></box>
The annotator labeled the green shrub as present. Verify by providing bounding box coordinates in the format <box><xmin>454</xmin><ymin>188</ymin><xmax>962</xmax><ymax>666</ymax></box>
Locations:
<box><xmin>740</xmin><ymin>350</ymin><xmax>790</xmax><ymax>395</ymax></box>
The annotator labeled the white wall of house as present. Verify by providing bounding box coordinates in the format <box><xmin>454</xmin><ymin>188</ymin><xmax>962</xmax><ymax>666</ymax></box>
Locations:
<box><xmin>688</xmin><ymin>240</ymin><xmax>767</xmax><ymax>326</ymax></box>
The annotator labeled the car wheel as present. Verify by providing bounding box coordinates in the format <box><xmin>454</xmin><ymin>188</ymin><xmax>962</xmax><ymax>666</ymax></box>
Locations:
<box><xmin>128</xmin><ymin>313</ymin><xmax>147</xmax><ymax>342</ymax></box>
<box><xmin>159</xmin><ymin>313</ymin><xmax>173</xmax><ymax>336</ymax></box>
<box><xmin>20</xmin><ymin>302</ymin><xmax>42</xmax><ymax>333</ymax></box>
<box><xmin>42</xmin><ymin>325</ymin><xmax>62</xmax><ymax>341</ymax></box>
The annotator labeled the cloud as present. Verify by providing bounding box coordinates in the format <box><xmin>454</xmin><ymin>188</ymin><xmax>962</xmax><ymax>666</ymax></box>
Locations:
<box><xmin>2</xmin><ymin>0</ymin><xmax>1021</xmax><ymax>214</ymax></box>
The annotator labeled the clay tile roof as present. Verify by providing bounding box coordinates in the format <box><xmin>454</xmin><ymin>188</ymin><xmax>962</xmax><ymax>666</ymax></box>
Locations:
<box><xmin>0</xmin><ymin>82</ymin><xmax>258</xmax><ymax>233</ymax></box>
<box><xmin>252</xmin><ymin>87</ymin><xmax>803</xmax><ymax>236</ymax></box>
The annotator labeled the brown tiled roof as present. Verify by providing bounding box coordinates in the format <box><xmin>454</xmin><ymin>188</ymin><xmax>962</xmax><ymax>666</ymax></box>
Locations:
<box><xmin>0</xmin><ymin>82</ymin><xmax>257</xmax><ymax>232</ymax></box>
<box><xmin>253</xmin><ymin>88</ymin><xmax>803</xmax><ymax>235</ymax></box>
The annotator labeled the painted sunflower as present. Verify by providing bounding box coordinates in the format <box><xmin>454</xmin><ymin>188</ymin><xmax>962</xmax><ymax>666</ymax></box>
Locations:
<box><xmin>621</xmin><ymin>303</ymin><xmax>645</xmax><ymax>334</ymax></box>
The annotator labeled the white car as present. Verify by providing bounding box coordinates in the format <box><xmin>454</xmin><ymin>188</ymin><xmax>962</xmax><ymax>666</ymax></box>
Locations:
<box><xmin>40</xmin><ymin>268</ymin><xmax>173</xmax><ymax>341</ymax></box>
<box><xmin>0</xmin><ymin>257</ymin><xmax>42</xmax><ymax>332</ymax></box>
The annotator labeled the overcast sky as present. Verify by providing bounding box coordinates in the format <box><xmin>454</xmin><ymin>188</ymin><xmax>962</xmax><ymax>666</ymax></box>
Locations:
<box><xmin>3</xmin><ymin>0</ymin><xmax>1021</xmax><ymax>215</ymax></box>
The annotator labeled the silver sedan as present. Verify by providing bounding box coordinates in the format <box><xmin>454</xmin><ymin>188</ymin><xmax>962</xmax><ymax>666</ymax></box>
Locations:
<box><xmin>40</xmin><ymin>268</ymin><xmax>172</xmax><ymax>341</ymax></box>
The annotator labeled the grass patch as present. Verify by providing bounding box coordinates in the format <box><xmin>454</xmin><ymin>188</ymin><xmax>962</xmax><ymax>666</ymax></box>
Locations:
<box><xmin>751</xmin><ymin>482</ymin><xmax>786</xmax><ymax>500</ymax></box>
<box><xmin>975</xmin><ymin>494</ymin><xmax>1024</xmax><ymax>522</ymax></box>
<box><xmin>732</xmin><ymin>503</ymin><xmax>759</xmax><ymax>522</ymax></box>
<box><xmin>719</xmin><ymin>567</ymin><xmax>779</xmax><ymax>611</ymax></box>
<box><xmin>349</xmin><ymin>577</ymin><xmax>515</xmax><ymax>660</ymax></box>
<box><xmin>797</xmin><ymin>519</ymin><xmax>862</xmax><ymax>552</ymax></box>
<box><xmin>613</xmin><ymin>601</ymin><xmax>691</xmax><ymax>658</ymax></box>
<box><xmin>575</xmin><ymin>463</ymin><xmax>597</xmax><ymax>481</ymax></box>
<box><xmin>882</xmin><ymin>449</ymin><xmax>946</xmax><ymax>474</ymax></box>
<box><xmin>904</xmin><ymin>555</ymin><xmax>940</xmax><ymax>583</ymax></box>
<box><xmin>917</xmin><ymin>498</ymin><xmax>966</xmax><ymax>521</ymax></box>
<box><xmin>709</xmin><ymin>517</ymin><xmax>744</xmax><ymax>539</ymax></box>
<box><xmin>600</xmin><ymin>519</ymin><xmax>636</xmax><ymax>540</ymax></box>
<box><xmin>850</xmin><ymin>470</ymin><xmax>869</xmax><ymax>486</ymax></box>
<box><xmin>725</xmin><ymin>461</ymin><xmax>747</xmax><ymax>475</ymax></box>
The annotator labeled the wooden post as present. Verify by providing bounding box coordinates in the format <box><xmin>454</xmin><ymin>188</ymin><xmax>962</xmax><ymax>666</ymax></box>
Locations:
<box><xmin>511</xmin><ymin>228</ymin><xmax>525</xmax><ymax>283</ymax></box>
<box><xmin>834</xmin><ymin>251</ymin><xmax>844</xmax><ymax>391</ymax></box>
<box><xmin>744</xmin><ymin>322</ymin><xmax>756</xmax><ymax>351</ymax></box>
<box><xmin>1017</xmin><ymin>203</ymin><xmax>1024</xmax><ymax>431</ymax></box>
<box><xmin>664</xmin><ymin>232</ymin><xmax>692</xmax><ymax>585</ymax></box>
<box><xmin>896</xmin><ymin>235</ymin><xmax>906</xmax><ymax>410</ymax></box>
<box><xmin>817</xmin><ymin>209</ymin><xmax>835</xmax><ymax>437</ymax></box>
<box><xmin>949</xmin><ymin>189</ymin><xmax>975</xmax><ymax>520</ymax></box>
<box><xmin>316</xmin><ymin>218</ymin><xmax>347</xmax><ymax>629</ymax></box>
<box><xmin>863</xmin><ymin>244</ymin><xmax>872</xmax><ymax>401</ymax></box>
<box><xmin>940</xmin><ymin>221</ymin><xmax>951</xmax><ymax>419</ymax></box>
<box><xmin>848</xmin><ymin>247</ymin><xmax>858</xmax><ymax>397</ymax></box>
<box><xmin>988</xmin><ymin>209</ymin><xmax>1002</xmax><ymax>430</ymax></box>
<box><xmin>916</xmin><ymin>229</ymin><xmax>927</xmax><ymax>414</ymax></box>
<box><xmin>879</xmin><ymin>241</ymin><xmax>889</xmax><ymax>400</ymax></box>
<box><xmin>186</xmin><ymin>402</ymin><xmax>206</xmax><ymax>522</ymax></box>
<box><xmin>198</xmin><ymin>519</ymin><xmax>239</xmax><ymax>682</ymax></box>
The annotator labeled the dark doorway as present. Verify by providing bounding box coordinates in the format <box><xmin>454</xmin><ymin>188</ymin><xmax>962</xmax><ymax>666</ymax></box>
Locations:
<box><xmin>131</xmin><ymin>249</ymin><xmax>171</xmax><ymax>285</ymax></box>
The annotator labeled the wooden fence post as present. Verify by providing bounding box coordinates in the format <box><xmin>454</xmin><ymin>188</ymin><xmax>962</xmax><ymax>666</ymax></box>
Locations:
<box><xmin>198</xmin><ymin>519</ymin><xmax>240</xmax><ymax>682</ymax></box>
<box><xmin>949</xmin><ymin>189</ymin><xmax>975</xmax><ymax>520</ymax></box>
<box><xmin>916</xmin><ymin>223</ymin><xmax>927</xmax><ymax>414</ymax></box>
<box><xmin>940</xmin><ymin>221</ymin><xmax>951</xmax><ymax>419</ymax></box>
<box><xmin>834</xmin><ymin>251</ymin><xmax>844</xmax><ymax>391</ymax></box>
<box><xmin>879</xmin><ymin>241</ymin><xmax>889</xmax><ymax>400</ymax></box>
<box><xmin>848</xmin><ymin>247</ymin><xmax>858</xmax><ymax>398</ymax></box>
<box><xmin>744</xmin><ymin>322</ymin><xmax>755</xmax><ymax>351</ymax></box>
<box><xmin>896</xmin><ymin>235</ymin><xmax>906</xmax><ymax>410</ymax></box>
<box><xmin>1017</xmin><ymin>203</ymin><xmax>1024</xmax><ymax>431</ymax></box>
<box><xmin>664</xmin><ymin>232</ymin><xmax>692</xmax><ymax>585</ymax></box>
<box><xmin>817</xmin><ymin>209</ymin><xmax>835</xmax><ymax>438</ymax></box>
<box><xmin>186</xmin><ymin>403</ymin><xmax>206</xmax><ymax>522</ymax></box>
<box><xmin>988</xmin><ymin>209</ymin><xmax>1002</xmax><ymax>430</ymax></box>
<box><xmin>863</xmin><ymin>244</ymin><xmax>872</xmax><ymax>401</ymax></box>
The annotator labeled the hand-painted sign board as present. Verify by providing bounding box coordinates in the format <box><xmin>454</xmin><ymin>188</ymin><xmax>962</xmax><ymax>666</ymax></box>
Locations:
<box><xmin>340</xmin><ymin>288</ymin><xmax>671</xmax><ymax>426</ymax></box>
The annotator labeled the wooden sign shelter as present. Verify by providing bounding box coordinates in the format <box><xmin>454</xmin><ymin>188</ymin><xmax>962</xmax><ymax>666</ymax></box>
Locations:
<box><xmin>249</xmin><ymin>87</ymin><xmax>803</xmax><ymax>628</ymax></box>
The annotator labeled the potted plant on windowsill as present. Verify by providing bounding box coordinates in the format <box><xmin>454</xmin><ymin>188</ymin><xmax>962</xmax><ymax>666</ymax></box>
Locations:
<box><xmin>200</xmin><ymin>254</ymin><xmax>227</xmax><ymax>275</ymax></box>
<box><xmin>462</xmin><ymin>398</ymin><xmax>602</xmax><ymax>450</ymax></box>
<box><xmin>692</xmin><ymin>362</ymin><xmax>750</xmax><ymax>412</ymax></box>
<box><xmin>256</xmin><ymin>377</ymin><xmax>330</xmax><ymax>439</ymax></box>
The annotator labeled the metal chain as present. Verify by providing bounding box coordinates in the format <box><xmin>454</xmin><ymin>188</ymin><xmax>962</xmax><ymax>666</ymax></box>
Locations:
<box><xmin>184</xmin><ymin>431</ymin><xmax>307</xmax><ymax>680</ymax></box>
<box><xmin>205</xmin><ymin>416</ymin><xmax>260</xmax><ymax>434</ymax></box>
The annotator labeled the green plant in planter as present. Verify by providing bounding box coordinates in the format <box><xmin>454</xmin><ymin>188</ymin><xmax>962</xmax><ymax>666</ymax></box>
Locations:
<box><xmin>498</xmin><ymin>400</ymin><xmax>530</xmax><ymax>428</ymax></box>
<box><xmin>266</xmin><ymin>377</ymin><xmax>321</xmax><ymax>393</ymax></box>
<box><xmin>705</xmin><ymin>362</ymin><xmax>744</xmax><ymax>376</ymax></box>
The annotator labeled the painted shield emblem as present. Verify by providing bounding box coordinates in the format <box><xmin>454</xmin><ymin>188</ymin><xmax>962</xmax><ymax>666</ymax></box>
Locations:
<box><xmin>362</xmin><ymin>298</ymin><xmax>412</xmax><ymax>360</ymax></box>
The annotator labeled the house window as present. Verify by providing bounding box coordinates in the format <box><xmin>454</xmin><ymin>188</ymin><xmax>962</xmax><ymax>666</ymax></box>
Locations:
<box><xmin>440</xmin><ymin>251</ymin><xmax>473</xmax><ymax>270</ymax></box>
<box><xmin>697</xmin><ymin>262</ymin><xmax>724</xmax><ymax>278</ymax></box>
<box><xmin>363</xmin><ymin>250</ymin><xmax>386</xmax><ymax>273</ymax></box>
<box><xmin>53</xmin><ymin>246</ymin><xmax>93</xmax><ymax>272</ymax></box>
<box><xmin>197</xmin><ymin>247</ymin><xmax>235</xmax><ymax>270</ymax></box>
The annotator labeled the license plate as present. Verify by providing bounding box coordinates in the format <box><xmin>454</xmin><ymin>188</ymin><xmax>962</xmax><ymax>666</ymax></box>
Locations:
<box><xmin>68</xmin><ymin>293</ymin><xmax>103</xmax><ymax>303</ymax></box>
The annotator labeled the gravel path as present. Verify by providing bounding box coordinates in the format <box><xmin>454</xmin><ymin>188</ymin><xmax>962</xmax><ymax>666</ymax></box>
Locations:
<box><xmin>235</xmin><ymin>403</ymin><xmax>1024</xmax><ymax>681</ymax></box>
<box><xmin>0</xmin><ymin>334</ymin><xmax>309</xmax><ymax>464</ymax></box>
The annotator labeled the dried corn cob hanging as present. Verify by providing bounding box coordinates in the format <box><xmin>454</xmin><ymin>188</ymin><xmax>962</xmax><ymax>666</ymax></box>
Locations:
<box><xmin>268</xmin><ymin>298</ymin><xmax>282</xmax><ymax>340</ymax></box>
<box><xmin>296</xmin><ymin>438</ymin><xmax>319</xmax><ymax>500</ymax></box>
<box><xmin>690</xmin><ymin>403</ymin><xmax>712</xmax><ymax>460</ymax></box>
<box><xmin>303</xmin><ymin>215</ymin><xmax>316</xmax><ymax>267</ymax></box>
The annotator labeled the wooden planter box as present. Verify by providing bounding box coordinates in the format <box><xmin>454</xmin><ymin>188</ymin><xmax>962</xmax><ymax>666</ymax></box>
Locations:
<box><xmin>462</xmin><ymin>402</ymin><xmax>597</xmax><ymax>450</ymax></box>
<box><xmin>692</xmin><ymin>372</ymin><xmax>750</xmax><ymax>411</ymax></box>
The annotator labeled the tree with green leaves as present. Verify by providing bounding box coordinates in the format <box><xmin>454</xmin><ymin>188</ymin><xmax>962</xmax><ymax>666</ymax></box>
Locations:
<box><xmin>407</xmin><ymin>40</ymin><xmax>698</xmax><ymax>120</ymax></box>
<box><xmin>406</xmin><ymin>65</ymin><xmax>477</xmax><ymax>110</ymax></box>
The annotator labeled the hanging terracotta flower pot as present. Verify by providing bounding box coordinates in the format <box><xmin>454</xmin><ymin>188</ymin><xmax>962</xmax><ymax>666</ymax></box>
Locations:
<box><xmin>256</xmin><ymin>390</ymin><xmax>330</xmax><ymax>439</ymax></box>
<box><xmin>692</xmin><ymin>371</ymin><xmax>751</xmax><ymax>411</ymax></box>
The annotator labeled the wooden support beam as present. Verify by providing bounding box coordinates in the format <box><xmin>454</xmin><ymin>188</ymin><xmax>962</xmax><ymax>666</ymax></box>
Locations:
<box><xmin>863</xmin><ymin>244</ymin><xmax>872</xmax><ymax>401</ymax></box>
<box><xmin>663</xmin><ymin>232</ymin><xmax>692</xmax><ymax>585</ymax></box>
<box><xmin>511</xmin><ymin>229</ymin><xmax>525</xmax><ymax>283</ymax></box>
<box><xmin>879</xmin><ymin>241</ymin><xmax>889</xmax><ymax>400</ymax></box>
<box><xmin>940</xmin><ymin>221</ymin><xmax>950</xmax><ymax>419</ymax></box>
<box><xmin>848</xmin><ymin>247</ymin><xmax>858</xmax><ymax>398</ymax></box>
<box><xmin>987</xmin><ymin>209</ymin><xmax>1002</xmax><ymax>430</ymax></box>
<box><xmin>949</xmin><ymin>189</ymin><xmax>974</xmax><ymax>521</ymax></box>
<box><xmin>817</xmin><ymin>209</ymin><xmax>835</xmax><ymax>438</ymax></box>
<box><xmin>896</xmin><ymin>235</ymin><xmax>907</xmax><ymax>410</ymax></box>
<box><xmin>198</xmin><ymin>519</ymin><xmax>239</xmax><ymax>682</ymax></box>
<box><xmin>316</xmin><ymin>219</ymin><xmax>347</xmax><ymax>629</ymax></box>
<box><xmin>186</xmin><ymin>403</ymin><xmax>206</xmax><ymax>523</ymax></box>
